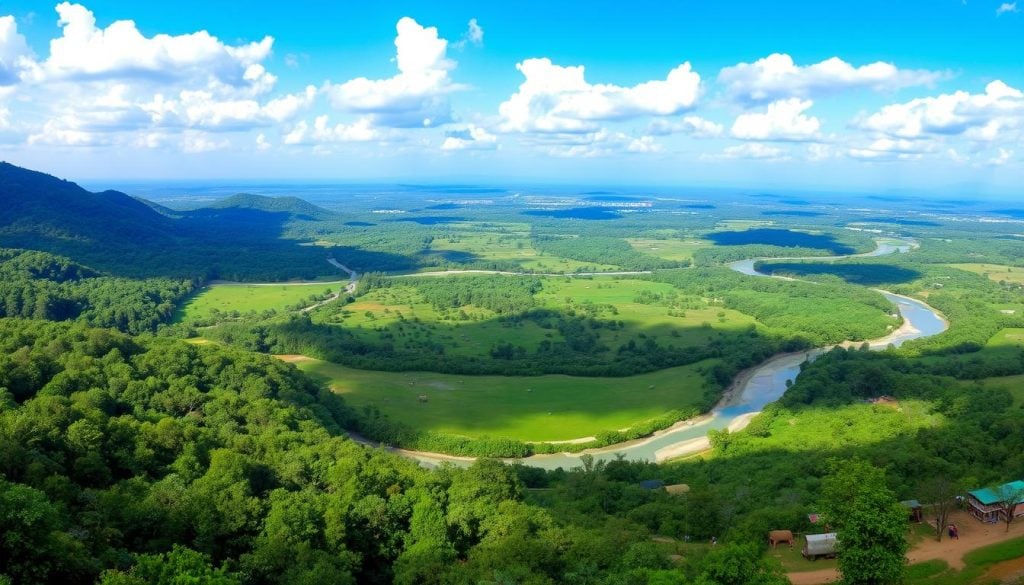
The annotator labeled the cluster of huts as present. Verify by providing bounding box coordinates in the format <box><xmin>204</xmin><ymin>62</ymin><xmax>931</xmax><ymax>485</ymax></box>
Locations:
<box><xmin>768</xmin><ymin>482</ymin><xmax>1024</xmax><ymax>561</ymax></box>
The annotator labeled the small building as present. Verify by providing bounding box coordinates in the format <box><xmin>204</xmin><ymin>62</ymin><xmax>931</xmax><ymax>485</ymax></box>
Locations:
<box><xmin>802</xmin><ymin>533</ymin><xmax>837</xmax><ymax>560</ymax></box>
<box><xmin>967</xmin><ymin>480</ymin><xmax>1024</xmax><ymax>523</ymax></box>
<box><xmin>900</xmin><ymin>499</ymin><xmax>923</xmax><ymax>523</ymax></box>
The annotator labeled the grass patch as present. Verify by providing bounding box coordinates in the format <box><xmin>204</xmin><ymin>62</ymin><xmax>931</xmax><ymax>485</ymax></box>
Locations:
<box><xmin>906</xmin><ymin>536</ymin><xmax>1024</xmax><ymax>585</ymax></box>
<box><xmin>426</xmin><ymin>227</ymin><xmax>621</xmax><ymax>272</ymax></box>
<box><xmin>328</xmin><ymin>276</ymin><xmax>758</xmax><ymax>361</ymax></box>
<box><xmin>962</xmin><ymin>372</ymin><xmax>1024</xmax><ymax>408</ymax></box>
<box><xmin>293</xmin><ymin>357</ymin><xmax>716</xmax><ymax>442</ymax></box>
<box><xmin>627</xmin><ymin>238</ymin><xmax>709</xmax><ymax>262</ymax></box>
<box><xmin>767</xmin><ymin>542</ymin><xmax>838</xmax><ymax>573</ymax></box>
<box><xmin>175</xmin><ymin>282</ymin><xmax>341</xmax><ymax>322</ymax></box>
<box><xmin>949</xmin><ymin>263</ymin><xmax>1024</xmax><ymax>285</ymax></box>
<box><xmin>718</xmin><ymin>401</ymin><xmax>944</xmax><ymax>456</ymax></box>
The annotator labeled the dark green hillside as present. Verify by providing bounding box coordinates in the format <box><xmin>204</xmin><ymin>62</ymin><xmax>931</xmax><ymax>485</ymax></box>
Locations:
<box><xmin>204</xmin><ymin>193</ymin><xmax>333</xmax><ymax>219</ymax></box>
<box><xmin>0</xmin><ymin>162</ymin><xmax>180</xmax><ymax>247</ymax></box>
<box><xmin>0</xmin><ymin>163</ymin><xmax>410</xmax><ymax>280</ymax></box>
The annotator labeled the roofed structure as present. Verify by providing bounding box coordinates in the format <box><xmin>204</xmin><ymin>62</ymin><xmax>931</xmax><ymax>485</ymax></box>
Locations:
<box><xmin>967</xmin><ymin>480</ymin><xmax>1024</xmax><ymax>523</ymax></box>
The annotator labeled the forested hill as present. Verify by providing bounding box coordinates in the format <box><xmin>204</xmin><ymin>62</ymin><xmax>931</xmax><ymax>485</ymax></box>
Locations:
<box><xmin>0</xmin><ymin>162</ymin><xmax>180</xmax><ymax>249</ymax></box>
<box><xmin>204</xmin><ymin>193</ymin><xmax>333</xmax><ymax>219</ymax></box>
<box><xmin>0</xmin><ymin>163</ymin><xmax>362</xmax><ymax>281</ymax></box>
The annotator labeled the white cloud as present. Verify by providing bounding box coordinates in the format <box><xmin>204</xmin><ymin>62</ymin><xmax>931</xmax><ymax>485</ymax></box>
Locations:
<box><xmin>847</xmin><ymin>137</ymin><xmax>935</xmax><ymax>161</ymax></box>
<box><xmin>0</xmin><ymin>15</ymin><xmax>32</xmax><ymax>86</ymax></box>
<box><xmin>647</xmin><ymin>115</ymin><xmax>723</xmax><ymax>138</ymax></box>
<box><xmin>704</xmin><ymin>143</ymin><xmax>789</xmax><ymax>161</ymax></box>
<box><xmin>452</xmin><ymin>18</ymin><xmax>483</xmax><ymax>49</ymax></box>
<box><xmin>30</xmin><ymin>3</ymin><xmax>273</xmax><ymax>89</ymax></box>
<box><xmin>442</xmin><ymin>124</ymin><xmax>497</xmax><ymax>150</ymax></box>
<box><xmin>498</xmin><ymin>58</ymin><xmax>701</xmax><ymax>133</ymax></box>
<box><xmin>997</xmin><ymin>2</ymin><xmax>1019</xmax><ymax>14</ymax></box>
<box><xmin>989</xmin><ymin>148</ymin><xmax>1013</xmax><ymax>165</ymax></box>
<box><xmin>718</xmin><ymin>53</ymin><xmax>945</xmax><ymax>104</ymax></box>
<box><xmin>283</xmin><ymin>115</ymin><xmax>386</xmax><ymax>145</ymax></box>
<box><xmin>323</xmin><ymin>17</ymin><xmax>460</xmax><ymax>128</ymax></box>
<box><xmin>255</xmin><ymin>132</ymin><xmax>271</xmax><ymax>150</ymax></box>
<box><xmin>855</xmin><ymin>80</ymin><xmax>1024</xmax><ymax>141</ymax></box>
<box><xmin>181</xmin><ymin>130</ymin><xmax>228</xmax><ymax>153</ymax></box>
<box><xmin>731</xmin><ymin>98</ymin><xmax>822</xmax><ymax>141</ymax></box>
<box><xmin>538</xmin><ymin>129</ymin><xmax>662</xmax><ymax>158</ymax></box>
<box><xmin>807</xmin><ymin>143</ymin><xmax>836</xmax><ymax>161</ymax></box>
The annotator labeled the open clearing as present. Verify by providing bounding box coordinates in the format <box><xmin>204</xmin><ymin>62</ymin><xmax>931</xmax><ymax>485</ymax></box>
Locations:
<box><xmin>949</xmin><ymin>263</ymin><xmax>1024</xmax><ymax>284</ymax></box>
<box><xmin>786</xmin><ymin>511</ymin><xmax>1024</xmax><ymax>585</ymax></box>
<box><xmin>964</xmin><ymin>372</ymin><xmax>1024</xmax><ymax>408</ymax></box>
<box><xmin>287</xmin><ymin>356</ymin><xmax>716</xmax><ymax>441</ymax></box>
<box><xmin>426</xmin><ymin>226</ymin><xmax>621</xmax><ymax>272</ymax></box>
<box><xmin>326</xmin><ymin>275</ymin><xmax>758</xmax><ymax>360</ymax></box>
<box><xmin>175</xmin><ymin>282</ymin><xmax>341</xmax><ymax>321</ymax></box>
<box><xmin>626</xmin><ymin>238</ymin><xmax>709</xmax><ymax>261</ymax></box>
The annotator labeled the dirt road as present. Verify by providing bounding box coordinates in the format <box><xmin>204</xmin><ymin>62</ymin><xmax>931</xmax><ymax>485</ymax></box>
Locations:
<box><xmin>787</xmin><ymin>511</ymin><xmax>1024</xmax><ymax>584</ymax></box>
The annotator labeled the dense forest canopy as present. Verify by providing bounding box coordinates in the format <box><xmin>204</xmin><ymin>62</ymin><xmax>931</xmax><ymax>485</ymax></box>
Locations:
<box><xmin>3</xmin><ymin>162</ymin><xmax>1024</xmax><ymax>584</ymax></box>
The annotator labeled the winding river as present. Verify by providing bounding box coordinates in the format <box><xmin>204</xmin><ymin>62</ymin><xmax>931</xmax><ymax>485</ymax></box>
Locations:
<box><xmin>375</xmin><ymin>239</ymin><xmax>950</xmax><ymax>470</ymax></box>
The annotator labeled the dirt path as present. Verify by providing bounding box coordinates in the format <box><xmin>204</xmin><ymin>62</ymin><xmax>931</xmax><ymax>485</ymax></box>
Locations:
<box><xmin>787</xmin><ymin>511</ymin><xmax>1024</xmax><ymax>584</ymax></box>
<box><xmin>299</xmin><ymin>258</ymin><xmax>358</xmax><ymax>313</ymax></box>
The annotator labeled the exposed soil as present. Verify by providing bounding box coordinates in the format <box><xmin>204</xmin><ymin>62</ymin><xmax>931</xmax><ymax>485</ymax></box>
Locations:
<box><xmin>787</xmin><ymin>511</ymin><xmax>1024</xmax><ymax>584</ymax></box>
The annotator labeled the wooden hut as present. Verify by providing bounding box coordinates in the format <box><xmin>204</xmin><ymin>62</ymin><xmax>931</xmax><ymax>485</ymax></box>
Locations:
<box><xmin>900</xmin><ymin>499</ymin><xmax>923</xmax><ymax>523</ymax></box>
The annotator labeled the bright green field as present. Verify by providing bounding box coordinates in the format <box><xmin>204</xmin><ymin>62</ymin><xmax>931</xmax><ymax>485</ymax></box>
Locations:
<box><xmin>949</xmin><ymin>263</ymin><xmax>1024</xmax><ymax>284</ymax></box>
<box><xmin>986</xmin><ymin>327</ymin><xmax>1024</xmax><ymax>348</ymax></box>
<box><xmin>175</xmin><ymin>282</ymin><xmax>343</xmax><ymax>321</ymax></box>
<box><xmin>711</xmin><ymin>400</ymin><xmax>943</xmax><ymax>456</ymax></box>
<box><xmin>326</xmin><ymin>275</ymin><xmax>758</xmax><ymax>359</ymax></box>
<box><xmin>290</xmin><ymin>356</ymin><xmax>717</xmax><ymax>441</ymax></box>
<box><xmin>426</xmin><ymin>225</ymin><xmax>620</xmax><ymax>272</ymax></box>
<box><xmin>964</xmin><ymin>373</ymin><xmax>1024</xmax><ymax>408</ymax></box>
<box><xmin>627</xmin><ymin>238</ymin><xmax>709</xmax><ymax>262</ymax></box>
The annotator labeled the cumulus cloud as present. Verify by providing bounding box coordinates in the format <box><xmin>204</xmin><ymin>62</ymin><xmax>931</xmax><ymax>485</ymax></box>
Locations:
<box><xmin>997</xmin><ymin>2</ymin><xmax>1019</xmax><ymax>14</ymax></box>
<box><xmin>29</xmin><ymin>3</ymin><xmax>274</xmax><ymax>89</ymax></box>
<box><xmin>0</xmin><ymin>16</ymin><xmax>33</xmax><ymax>85</ymax></box>
<box><xmin>323</xmin><ymin>17</ymin><xmax>460</xmax><ymax>128</ymax></box>
<box><xmin>731</xmin><ymin>98</ymin><xmax>822</xmax><ymax>141</ymax></box>
<box><xmin>441</xmin><ymin>124</ymin><xmax>497</xmax><ymax>150</ymax></box>
<box><xmin>498</xmin><ymin>58</ymin><xmax>701</xmax><ymax>133</ymax></box>
<box><xmin>544</xmin><ymin>130</ymin><xmax>662</xmax><ymax>158</ymax></box>
<box><xmin>855</xmin><ymin>80</ymin><xmax>1024</xmax><ymax>141</ymax></box>
<box><xmin>718</xmin><ymin>53</ymin><xmax>945</xmax><ymax>104</ymax></box>
<box><xmin>283</xmin><ymin>115</ymin><xmax>387</xmax><ymax>145</ymax></box>
<box><xmin>11</xmin><ymin>4</ymin><xmax>317</xmax><ymax>150</ymax></box>
<box><xmin>646</xmin><ymin>115</ymin><xmax>723</xmax><ymax>138</ymax></box>
<box><xmin>704</xmin><ymin>142</ymin><xmax>789</xmax><ymax>161</ymax></box>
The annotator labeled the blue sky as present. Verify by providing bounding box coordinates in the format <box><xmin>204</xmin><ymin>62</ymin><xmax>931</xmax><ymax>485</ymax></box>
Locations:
<box><xmin>0</xmin><ymin>1</ymin><xmax>1021</xmax><ymax>195</ymax></box>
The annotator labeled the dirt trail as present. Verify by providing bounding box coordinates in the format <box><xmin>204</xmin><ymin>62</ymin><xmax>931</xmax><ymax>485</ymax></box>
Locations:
<box><xmin>787</xmin><ymin>511</ymin><xmax>1024</xmax><ymax>584</ymax></box>
<box><xmin>299</xmin><ymin>258</ymin><xmax>358</xmax><ymax>313</ymax></box>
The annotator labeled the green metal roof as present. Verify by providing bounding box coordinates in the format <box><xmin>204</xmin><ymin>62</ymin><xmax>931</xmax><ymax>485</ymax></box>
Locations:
<box><xmin>969</xmin><ymin>480</ymin><xmax>1024</xmax><ymax>506</ymax></box>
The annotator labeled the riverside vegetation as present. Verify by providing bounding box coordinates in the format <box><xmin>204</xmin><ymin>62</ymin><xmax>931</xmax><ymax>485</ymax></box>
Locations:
<box><xmin>3</xmin><ymin>163</ymin><xmax>1024</xmax><ymax>584</ymax></box>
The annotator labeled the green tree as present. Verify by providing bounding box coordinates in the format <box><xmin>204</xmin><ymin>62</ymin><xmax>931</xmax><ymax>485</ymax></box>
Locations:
<box><xmin>695</xmin><ymin>543</ymin><xmax>788</xmax><ymax>585</ymax></box>
<box><xmin>820</xmin><ymin>459</ymin><xmax>908</xmax><ymax>585</ymax></box>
